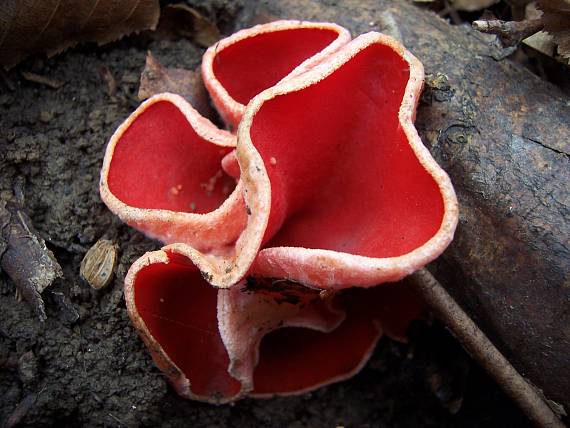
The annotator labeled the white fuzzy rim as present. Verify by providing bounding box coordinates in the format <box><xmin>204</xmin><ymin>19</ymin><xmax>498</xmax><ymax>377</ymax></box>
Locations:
<box><xmin>201</xmin><ymin>20</ymin><xmax>351</xmax><ymax>127</ymax></box>
<box><xmin>235</xmin><ymin>32</ymin><xmax>459</xmax><ymax>290</ymax></box>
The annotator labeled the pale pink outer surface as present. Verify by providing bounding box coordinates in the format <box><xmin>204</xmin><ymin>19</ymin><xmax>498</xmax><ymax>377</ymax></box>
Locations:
<box><xmin>217</xmin><ymin>282</ymin><xmax>347</xmax><ymax>396</ymax></box>
<box><xmin>201</xmin><ymin>20</ymin><xmax>351</xmax><ymax>129</ymax></box>
<box><xmin>99</xmin><ymin>93</ymin><xmax>247</xmax><ymax>255</ymax></box>
<box><xmin>201</xmin><ymin>32</ymin><xmax>459</xmax><ymax>290</ymax></box>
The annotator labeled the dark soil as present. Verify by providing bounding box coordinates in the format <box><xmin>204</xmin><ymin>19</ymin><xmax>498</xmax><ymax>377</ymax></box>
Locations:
<box><xmin>0</xmin><ymin>3</ymin><xmax>533</xmax><ymax>427</ymax></box>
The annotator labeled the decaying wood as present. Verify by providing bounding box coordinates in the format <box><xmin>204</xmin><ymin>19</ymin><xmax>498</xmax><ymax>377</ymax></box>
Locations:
<box><xmin>247</xmin><ymin>0</ymin><xmax>570</xmax><ymax>415</ymax></box>
<box><xmin>0</xmin><ymin>199</ymin><xmax>63</xmax><ymax>322</ymax></box>
<box><xmin>0</xmin><ymin>0</ymin><xmax>160</xmax><ymax>69</ymax></box>
<box><xmin>409</xmin><ymin>269</ymin><xmax>564</xmax><ymax>428</ymax></box>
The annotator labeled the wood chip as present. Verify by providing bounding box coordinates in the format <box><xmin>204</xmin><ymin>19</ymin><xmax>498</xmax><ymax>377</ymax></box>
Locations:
<box><xmin>0</xmin><ymin>200</ymin><xmax>63</xmax><ymax>322</ymax></box>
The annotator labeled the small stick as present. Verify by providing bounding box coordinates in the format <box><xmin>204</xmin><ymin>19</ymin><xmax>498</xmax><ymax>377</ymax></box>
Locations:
<box><xmin>472</xmin><ymin>18</ymin><xmax>544</xmax><ymax>47</ymax></box>
<box><xmin>107</xmin><ymin>412</ymin><xmax>127</xmax><ymax>426</ymax></box>
<box><xmin>21</xmin><ymin>72</ymin><xmax>64</xmax><ymax>89</ymax></box>
<box><xmin>3</xmin><ymin>393</ymin><xmax>38</xmax><ymax>428</ymax></box>
<box><xmin>408</xmin><ymin>268</ymin><xmax>565</xmax><ymax>428</ymax></box>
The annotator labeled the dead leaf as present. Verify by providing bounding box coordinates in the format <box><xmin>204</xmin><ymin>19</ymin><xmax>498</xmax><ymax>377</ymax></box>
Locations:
<box><xmin>157</xmin><ymin>4</ymin><xmax>221</xmax><ymax>48</ymax></box>
<box><xmin>523</xmin><ymin>4</ymin><xmax>556</xmax><ymax>58</ymax></box>
<box><xmin>138</xmin><ymin>51</ymin><xmax>213</xmax><ymax>119</ymax></box>
<box><xmin>537</xmin><ymin>0</ymin><xmax>570</xmax><ymax>61</ymax></box>
<box><xmin>0</xmin><ymin>0</ymin><xmax>160</xmax><ymax>69</ymax></box>
<box><xmin>524</xmin><ymin>30</ymin><xmax>557</xmax><ymax>57</ymax></box>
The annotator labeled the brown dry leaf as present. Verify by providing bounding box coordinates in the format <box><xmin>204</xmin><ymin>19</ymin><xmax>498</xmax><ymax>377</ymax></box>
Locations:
<box><xmin>536</xmin><ymin>0</ymin><xmax>570</xmax><ymax>61</ymax></box>
<box><xmin>157</xmin><ymin>4</ymin><xmax>221</xmax><ymax>48</ymax></box>
<box><xmin>0</xmin><ymin>0</ymin><xmax>160</xmax><ymax>69</ymax></box>
<box><xmin>524</xmin><ymin>30</ymin><xmax>557</xmax><ymax>56</ymax></box>
<box><xmin>138</xmin><ymin>51</ymin><xmax>213</xmax><ymax>119</ymax></box>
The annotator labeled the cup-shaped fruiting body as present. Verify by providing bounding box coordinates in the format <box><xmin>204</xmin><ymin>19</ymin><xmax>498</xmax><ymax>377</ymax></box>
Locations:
<box><xmin>99</xmin><ymin>22</ymin><xmax>458</xmax><ymax>404</ymax></box>
<box><xmin>100</xmin><ymin>93</ymin><xmax>247</xmax><ymax>254</ymax></box>
<box><xmin>202</xmin><ymin>20</ymin><xmax>351</xmax><ymax>129</ymax></box>
<box><xmin>200</xmin><ymin>32</ymin><xmax>458</xmax><ymax>290</ymax></box>
<box><xmin>124</xmin><ymin>248</ymin><xmax>422</xmax><ymax>402</ymax></box>
<box><xmin>124</xmin><ymin>250</ymin><xmax>243</xmax><ymax>402</ymax></box>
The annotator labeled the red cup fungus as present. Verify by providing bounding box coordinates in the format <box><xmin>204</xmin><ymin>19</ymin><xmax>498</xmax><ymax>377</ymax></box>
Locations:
<box><xmin>100</xmin><ymin>93</ymin><xmax>246</xmax><ymax>255</ymax></box>
<box><xmin>100</xmin><ymin>20</ymin><xmax>458</xmax><ymax>403</ymax></box>
<box><xmin>202</xmin><ymin>20</ymin><xmax>351</xmax><ymax>129</ymax></box>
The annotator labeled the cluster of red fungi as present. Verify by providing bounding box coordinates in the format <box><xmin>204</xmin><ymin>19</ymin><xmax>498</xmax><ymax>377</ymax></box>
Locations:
<box><xmin>99</xmin><ymin>20</ymin><xmax>458</xmax><ymax>403</ymax></box>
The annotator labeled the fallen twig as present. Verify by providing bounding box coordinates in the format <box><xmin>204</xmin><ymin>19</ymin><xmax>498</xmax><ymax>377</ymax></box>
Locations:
<box><xmin>3</xmin><ymin>392</ymin><xmax>38</xmax><ymax>428</ymax></box>
<box><xmin>472</xmin><ymin>18</ymin><xmax>544</xmax><ymax>47</ymax></box>
<box><xmin>409</xmin><ymin>268</ymin><xmax>565</xmax><ymax>428</ymax></box>
<box><xmin>21</xmin><ymin>72</ymin><xmax>64</xmax><ymax>89</ymax></box>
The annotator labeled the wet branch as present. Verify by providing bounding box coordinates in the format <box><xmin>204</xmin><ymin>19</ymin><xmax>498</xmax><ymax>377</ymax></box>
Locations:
<box><xmin>472</xmin><ymin>18</ymin><xmax>544</xmax><ymax>47</ymax></box>
<box><xmin>409</xmin><ymin>268</ymin><xmax>565</xmax><ymax>428</ymax></box>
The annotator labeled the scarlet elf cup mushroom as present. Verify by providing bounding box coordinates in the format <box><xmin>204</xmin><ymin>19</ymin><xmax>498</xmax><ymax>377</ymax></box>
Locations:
<box><xmin>100</xmin><ymin>20</ymin><xmax>458</xmax><ymax>403</ymax></box>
